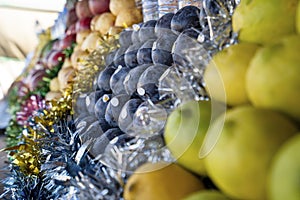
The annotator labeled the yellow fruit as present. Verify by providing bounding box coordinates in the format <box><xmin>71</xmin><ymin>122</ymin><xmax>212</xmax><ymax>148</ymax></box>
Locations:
<box><xmin>94</xmin><ymin>12</ymin><xmax>116</xmax><ymax>35</ymax></box>
<box><xmin>107</xmin><ymin>26</ymin><xmax>124</xmax><ymax>35</ymax></box>
<box><xmin>45</xmin><ymin>91</ymin><xmax>62</xmax><ymax>101</ymax></box>
<box><xmin>232</xmin><ymin>0</ymin><xmax>298</xmax><ymax>45</ymax></box>
<box><xmin>297</xmin><ymin>1</ymin><xmax>300</xmax><ymax>33</ymax></box>
<box><xmin>204</xmin><ymin>43</ymin><xmax>260</xmax><ymax>106</ymax></box>
<box><xmin>109</xmin><ymin>0</ymin><xmax>136</xmax><ymax>16</ymax></box>
<box><xmin>71</xmin><ymin>49</ymin><xmax>89</xmax><ymax>70</ymax></box>
<box><xmin>81</xmin><ymin>31</ymin><xmax>101</xmax><ymax>52</ymax></box>
<box><xmin>90</xmin><ymin>15</ymin><xmax>100</xmax><ymax>32</ymax></box>
<box><xmin>204</xmin><ymin>106</ymin><xmax>298</xmax><ymax>199</ymax></box>
<box><xmin>115</xmin><ymin>8</ymin><xmax>143</xmax><ymax>27</ymax></box>
<box><xmin>58</xmin><ymin>66</ymin><xmax>75</xmax><ymax>90</ymax></box>
<box><xmin>123</xmin><ymin>162</ymin><xmax>205</xmax><ymax>200</ymax></box>
<box><xmin>268</xmin><ymin>133</ymin><xmax>300</xmax><ymax>200</ymax></box>
<box><xmin>246</xmin><ymin>35</ymin><xmax>300</xmax><ymax>122</ymax></box>
<box><xmin>49</xmin><ymin>77</ymin><xmax>60</xmax><ymax>92</ymax></box>
<box><xmin>183</xmin><ymin>190</ymin><xmax>231</xmax><ymax>200</ymax></box>
<box><xmin>76</xmin><ymin>30</ymin><xmax>91</xmax><ymax>44</ymax></box>
<box><xmin>164</xmin><ymin>100</ymin><xmax>225</xmax><ymax>176</ymax></box>
<box><xmin>61</xmin><ymin>58</ymin><xmax>72</xmax><ymax>69</ymax></box>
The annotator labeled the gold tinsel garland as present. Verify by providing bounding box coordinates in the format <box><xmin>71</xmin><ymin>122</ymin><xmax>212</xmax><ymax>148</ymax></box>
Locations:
<box><xmin>3</xmin><ymin>86</ymin><xmax>73</xmax><ymax>176</ymax></box>
<box><xmin>3</xmin><ymin>33</ymin><xmax>120</xmax><ymax>177</ymax></box>
<box><xmin>73</xmin><ymin>33</ymin><xmax>120</xmax><ymax>95</ymax></box>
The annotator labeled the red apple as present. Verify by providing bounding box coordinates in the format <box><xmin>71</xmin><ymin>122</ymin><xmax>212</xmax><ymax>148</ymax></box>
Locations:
<box><xmin>59</xmin><ymin>33</ymin><xmax>76</xmax><ymax>50</ymax></box>
<box><xmin>66</xmin><ymin>8</ymin><xmax>78</xmax><ymax>27</ymax></box>
<box><xmin>35</xmin><ymin>60</ymin><xmax>46</xmax><ymax>69</ymax></box>
<box><xmin>88</xmin><ymin>0</ymin><xmax>110</xmax><ymax>15</ymax></box>
<box><xmin>76</xmin><ymin>0</ymin><xmax>93</xmax><ymax>19</ymax></box>
<box><xmin>11</xmin><ymin>80</ymin><xmax>29</xmax><ymax>97</ymax></box>
<box><xmin>66</xmin><ymin>23</ymin><xmax>77</xmax><ymax>35</ymax></box>
<box><xmin>41</xmin><ymin>50</ymin><xmax>53</xmax><ymax>66</ymax></box>
<box><xmin>47</xmin><ymin>50</ymin><xmax>66</xmax><ymax>69</ymax></box>
<box><xmin>26</xmin><ymin>69</ymin><xmax>47</xmax><ymax>91</ymax></box>
<box><xmin>75</xmin><ymin>17</ymin><xmax>92</xmax><ymax>32</ymax></box>
<box><xmin>52</xmin><ymin>39</ymin><xmax>61</xmax><ymax>50</ymax></box>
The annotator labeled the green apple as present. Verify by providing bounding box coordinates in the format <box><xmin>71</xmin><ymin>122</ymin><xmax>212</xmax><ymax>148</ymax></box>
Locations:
<box><xmin>164</xmin><ymin>100</ymin><xmax>225</xmax><ymax>176</ymax></box>
<box><xmin>232</xmin><ymin>0</ymin><xmax>298</xmax><ymax>45</ymax></box>
<box><xmin>204</xmin><ymin>106</ymin><xmax>298</xmax><ymax>199</ymax></box>
<box><xmin>246</xmin><ymin>35</ymin><xmax>300</xmax><ymax>122</ymax></box>
<box><xmin>204</xmin><ymin>42</ymin><xmax>260</xmax><ymax>106</ymax></box>
<box><xmin>123</xmin><ymin>162</ymin><xmax>205</xmax><ymax>200</ymax></box>
<box><xmin>268</xmin><ymin>133</ymin><xmax>300</xmax><ymax>200</ymax></box>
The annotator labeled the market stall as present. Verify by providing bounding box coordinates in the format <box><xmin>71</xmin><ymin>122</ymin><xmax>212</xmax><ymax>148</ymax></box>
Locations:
<box><xmin>1</xmin><ymin>0</ymin><xmax>300</xmax><ymax>199</ymax></box>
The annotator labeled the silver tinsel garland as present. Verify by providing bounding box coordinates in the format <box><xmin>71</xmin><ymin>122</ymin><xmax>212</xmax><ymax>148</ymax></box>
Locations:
<box><xmin>2</xmin><ymin>0</ymin><xmax>239</xmax><ymax>199</ymax></box>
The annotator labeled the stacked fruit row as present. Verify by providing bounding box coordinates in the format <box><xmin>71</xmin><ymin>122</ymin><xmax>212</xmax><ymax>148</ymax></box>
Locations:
<box><xmin>4</xmin><ymin>0</ymin><xmax>143</xmax><ymax>169</ymax></box>
<box><xmin>48</xmin><ymin>0</ymin><xmax>142</xmax><ymax>100</ymax></box>
<box><xmin>200</xmin><ymin>1</ymin><xmax>300</xmax><ymax>199</ymax></box>
<box><xmin>5</xmin><ymin>0</ymin><xmax>300</xmax><ymax>199</ymax></box>
<box><xmin>73</xmin><ymin>5</ymin><xmax>207</xmax><ymax>157</ymax></box>
<box><xmin>126</xmin><ymin>0</ymin><xmax>300</xmax><ymax>200</ymax></box>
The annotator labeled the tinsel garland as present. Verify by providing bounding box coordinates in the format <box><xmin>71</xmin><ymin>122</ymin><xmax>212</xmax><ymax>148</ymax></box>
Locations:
<box><xmin>73</xmin><ymin>34</ymin><xmax>120</xmax><ymax>95</ymax></box>
<box><xmin>1</xmin><ymin>34</ymin><xmax>121</xmax><ymax>199</ymax></box>
<box><xmin>1</xmin><ymin>1</ymin><xmax>239</xmax><ymax>199</ymax></box>
<box><xmin>1</xmin><ymin>87</ymin><xmax>74</xmax><ymax>199</ymax></box>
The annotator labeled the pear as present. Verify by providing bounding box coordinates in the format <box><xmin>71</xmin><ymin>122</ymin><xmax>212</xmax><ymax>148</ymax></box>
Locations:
<box><xmin>232</xmin><ymin>0</ymin><xmax>298</xmax><ymax>45</ymax></box>
<box><xmin>246</xmin><ymin>35</ymin><xmax>300</xmax><ymax>122</ymax></box>
<box><xmin>204</xmin><ymin>106</ymin><xmax>298</xmax><ymax>199</ymax></box>
<box><xmin>183</xmin><ymin>190</ymin><xmax>232</xmax><ymax>200</ymax></box>
<box><xmin>123</xmin><ymin>162</ymin><xmax>205</xmax><ymax>200</ymax></box>
<box><xmin>204</xmin><ymin>43</ymin><xmax>260</xmax><ymax>106</ymax></box>
<box><xmin>268</xmin><ymin>133</ymin><xmax>300</xmax><ymax>200</ymax></box>
<box><xmin>164</xmin><ymin>100</ymin><xmax>225</xmax><ymax>176</ymax></box>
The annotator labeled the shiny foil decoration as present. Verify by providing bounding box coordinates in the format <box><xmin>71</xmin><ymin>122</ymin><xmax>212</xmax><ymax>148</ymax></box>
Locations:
<box><xmin>3</xmin><ymin>86</ymin><xmax>74</xmax><ymax>177</ymax></box>
<box><xmin>73</xmin><ymin>34</ymin><xmax>120</xmax><ymax>95</ymax></box>
<box><xmin>159</xmin><ymin>0</ymin><xmax>239</xmax><ymax>106</ymax></box>
<box><xmin>16</xmin><ymin>94</ymin><xmax>46</xmax><ymax>127</ymax></box>
<box><xmin>2</xmin><ymin>1</ymin><xmax>240</xmax><ymax>198</ymax></box>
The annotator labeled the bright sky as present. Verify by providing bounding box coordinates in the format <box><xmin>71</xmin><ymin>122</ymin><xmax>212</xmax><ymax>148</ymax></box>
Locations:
<box><xmin>0</xmin><ymin>0</ymin><xmax>66</xmax><ymax>12</ymax></box>
<box><xmin>0</xmin><ymin>0</ymin><xmax>67</xmax><ymax>100</ymax></box>
<box><xmin>0</xmin><ymin>57</ymin><xmax>25</xmax><ymax>99</ymax></box>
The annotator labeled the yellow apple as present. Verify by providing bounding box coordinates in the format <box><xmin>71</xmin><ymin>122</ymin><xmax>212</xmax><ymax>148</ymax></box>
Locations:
<box><xmin>115</xmin><ymin>8</ymin><xmax>143</xmax><ymax>27</ymax></box>
<box><xmin>123</xmin><ymin>162</ymin><xmax>205</xmax><ymax>200</ymax></box>
<box><xmin>233</xmin><ymin>0</ymin><xmax>298</xmax><ymax>44</ymax></box>
<box><xmin>164</xmin><ymin>100</ymin><xmax>226</xmax><ymax>176</ymax></box>
<box><xmin>183</xmin><ymin>190</ymin><xmax>231</xmax><ymax>200</ymax></box>
<box><xmin>94</xmin><ymin>12</ymin><xmax>116</xmax><ymax>35</ymax></box>
<box><xmin>204</xmin><ymin>106</ymin><xmax>298</xmax><ymax>199</ymax></box>
<box><xmin>246</xmin><ymin>35</ymin><xmax>300</xmax><ymax>122</ymax></box>
<box><xmin>109</xmin><ymin>0</ymin><xmax>136</xmax><ymax>16</ymax></box>
<box><xmin>81</xmin><ymin>31</ymin><xmax>101</xmax><ymax>52</ymax></box>
<box><xmin>268</xmin><ymin>133</ymin><xmax>300</xmax><ymax>200</ymax></box>
<box><xmin>49</xmin><ymin>77</ymin><xmax>60</xmax><ymax>92</ymax></box>
<box><xmin>297</xmin><ymin>1</ymin><xmax>300</xmax><ymax>33</ymax></box>
<box><xmin>204</xmin><ymin>42</ymin><xmax>260</xmax><ymax>106</ymax></box>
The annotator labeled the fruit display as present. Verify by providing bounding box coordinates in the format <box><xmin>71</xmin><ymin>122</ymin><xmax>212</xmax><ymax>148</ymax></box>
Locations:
<box><xmin>2</xmin><ymin>0</ymin><xmax>300</xmax><ymax>199</ymax></box>
<box><xmin>123</xmin><ymin>162</ymin><xmax>205</xmax><ymax>200</ymax></box>
<box><xmin>268</xmin><ymin>134</ymin><xmax>300</xmax><ymax>200</ymax></box>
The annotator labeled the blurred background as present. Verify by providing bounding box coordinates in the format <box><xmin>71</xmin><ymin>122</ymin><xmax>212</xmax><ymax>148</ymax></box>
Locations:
<box><xmin>0</xmin><ymin>0</ymin><xmax>66</xmax><ymax>192</ymax></box>
<box><xmin>0</xmin><ymin>0</ymin><xmax>66</xmax><ymax>100</ymax></box>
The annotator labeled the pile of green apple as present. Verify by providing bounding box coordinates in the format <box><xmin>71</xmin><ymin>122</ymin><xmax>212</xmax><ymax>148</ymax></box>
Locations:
<box><xmin>162</xmin><ymin>0</ymin><xmax>300</xmax><ymax>199</ymax></box>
